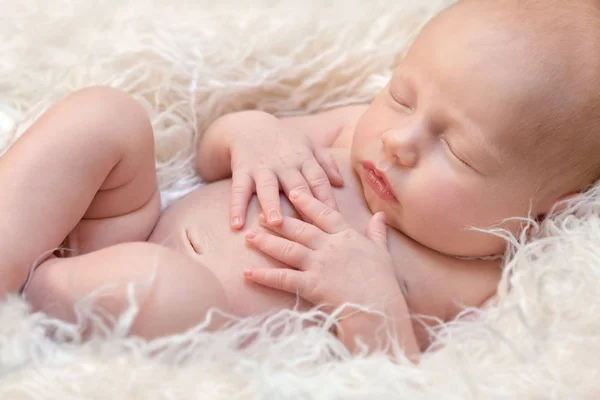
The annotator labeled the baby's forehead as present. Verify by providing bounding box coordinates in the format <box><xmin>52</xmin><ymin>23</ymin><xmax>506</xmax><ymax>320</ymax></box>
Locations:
<box><xmin>422</xmin><ymin>1</ymin><xmax>600</xmax><ymax>76</ymax></box>
<box><xmin>415</xmin><ymin>1</ymin><xmax>600</xmax><ymax>125</ymax></box>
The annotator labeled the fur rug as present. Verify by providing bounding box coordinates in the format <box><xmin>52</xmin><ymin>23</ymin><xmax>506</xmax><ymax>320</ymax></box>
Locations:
<box><xmin>1</xmin><ymin>0</ymin><xmax>599</xmax><ymax>398</ymax></box>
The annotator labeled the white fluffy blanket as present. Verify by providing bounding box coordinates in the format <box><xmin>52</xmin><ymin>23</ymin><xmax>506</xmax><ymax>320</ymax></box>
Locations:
<box><xmin>1</xmin><ymin>0</ymin><xmax>599</xmax><ymax>398</ymax></box>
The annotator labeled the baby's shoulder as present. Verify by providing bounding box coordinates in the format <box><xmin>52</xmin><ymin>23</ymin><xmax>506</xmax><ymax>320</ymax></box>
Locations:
<box><xmin>330</xmin><ymin>104</ymin><xmax>369</xmax><ymax>148</ymax></box>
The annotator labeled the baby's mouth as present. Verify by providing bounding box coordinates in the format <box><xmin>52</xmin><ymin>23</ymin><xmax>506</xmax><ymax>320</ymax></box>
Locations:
<box><xmin>362</xmin><ymin>161</ymin><xmax>398</xmax><ymax>203</ymax></box>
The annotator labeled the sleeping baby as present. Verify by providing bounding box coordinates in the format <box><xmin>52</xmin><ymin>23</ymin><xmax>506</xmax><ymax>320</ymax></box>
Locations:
<box><xmin>1</xmin><ymin>0</ymin><xmax>599</xmax><ymax>358</ymax></box>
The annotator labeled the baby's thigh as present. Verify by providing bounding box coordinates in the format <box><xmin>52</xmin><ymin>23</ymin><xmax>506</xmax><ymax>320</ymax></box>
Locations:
<box><xmin>25</xmin><ymin>242</ymin><xmax>229</xmax><ymax>339</ymax></box>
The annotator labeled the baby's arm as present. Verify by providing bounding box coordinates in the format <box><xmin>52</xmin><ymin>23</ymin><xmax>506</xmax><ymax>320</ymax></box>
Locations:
<box><xmin>196</xmin><ymin>105</ymin><xmax>366</xmax><ymax>182</ymax></box>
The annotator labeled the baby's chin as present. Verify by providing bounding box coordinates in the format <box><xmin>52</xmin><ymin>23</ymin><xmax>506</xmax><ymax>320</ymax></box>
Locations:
<box><xmin>385</xmin><ymin>216</ymin><xmax>507</xmax><ymax>259</ymax></box>
<box><xmin>420</xmin><ymin>232</ymin><xmax>507</xmax><ymax>259</ymax></box>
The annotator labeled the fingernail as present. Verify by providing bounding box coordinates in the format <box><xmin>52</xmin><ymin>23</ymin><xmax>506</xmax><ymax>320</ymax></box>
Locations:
<box><xmin>268</xmin><ymin>211</ymin><xmax>281</xmax><ymax>222</ymax></box>
<box><xmin>289</xmin><ymin>190</ymin><xmax>300</xmax><ymax>199</ymax></box>
<box><xmin>259</xmin><ymin>212</ymin><xmax>266</xmax><ymax>224</ymax></box>
<box><xmin>232</xmin><ymin>216</ymin><xmax>242</xmax><ymax>227</ymax></box>
<box><xmin>243</xmin><ymin>269</ymin><xmax>253</xmax><ymax>277</ymax></box>
<box><xmin>246</xmin><ymin>230</ymin><xmax>257</xmax><ymax>240</ymax></box>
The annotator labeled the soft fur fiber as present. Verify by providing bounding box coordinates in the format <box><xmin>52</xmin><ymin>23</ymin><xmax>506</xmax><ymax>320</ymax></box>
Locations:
<box><xmin>1</xmin><ymin>0</ymin><xmax>599</xmax><ymax>398</ymax></box>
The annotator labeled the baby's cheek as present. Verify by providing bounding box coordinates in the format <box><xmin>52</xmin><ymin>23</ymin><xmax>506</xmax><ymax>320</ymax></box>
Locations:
<box><xmin>403</xmin><ymin>186</ymin><xmax>474</xmax><ymax>253</ymax></box>
<box><xmin>402</xmin><ymin>177</ymin><xmax>512</xmax><ymax>255</ymax></box>
<box><xmin>411</xmin><ymin>183</ymin><xmax>472</xmax><ymax>227</ymax></box>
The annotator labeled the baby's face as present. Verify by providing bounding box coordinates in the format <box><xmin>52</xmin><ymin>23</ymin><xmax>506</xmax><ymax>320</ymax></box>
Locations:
<box><xmin>351</xmin><ymin>3</ymin><xmax>566</xmax><ymax>257</ymax></box>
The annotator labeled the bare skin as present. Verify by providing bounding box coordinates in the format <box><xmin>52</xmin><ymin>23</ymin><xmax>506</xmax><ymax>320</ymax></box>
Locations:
<box><xmin>1</xmin><ymin>0</ymin><xmax>598</xmax><ymax>357</ymax></box>
<box><xmin>196</xmin><ymin>0</ymin><xmax>600</xmax><ymax>354</ymax></box>
<box><xmin>0</xmin><ymin>87</ymin><xmax>227</xmax><ymax>339</ymax></box>
<box><xmin>0</xmin><ymin>86</ymin><xmax>498</xmax><ymax>355</ymax></box>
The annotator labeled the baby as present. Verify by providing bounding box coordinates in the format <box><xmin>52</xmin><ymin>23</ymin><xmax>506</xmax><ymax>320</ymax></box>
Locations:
<box><xmin>1</xmin><ymin>0</ymin><xmax>599</xmax><ymax>357</ymax></box>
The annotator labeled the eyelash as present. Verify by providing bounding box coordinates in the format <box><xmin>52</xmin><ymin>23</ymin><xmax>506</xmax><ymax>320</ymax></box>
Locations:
<box><xmin>441</xmin><ymin>135</ymin><xmax>470</xmax><ymax>168</ymax></box>
<box><xmin>388</xmin><ymin>86</ymin><xmax>474</xmax><ymax>170</ymax></box>
<box><xmin>389</xmin><ymin>89</ymin><xmax>411</xmax><ymax>110</ymax></box>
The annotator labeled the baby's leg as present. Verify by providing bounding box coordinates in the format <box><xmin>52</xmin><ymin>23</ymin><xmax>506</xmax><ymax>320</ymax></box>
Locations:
<box><xmin>0</xmin><ymin>86</ymin><xmax>160</xmax><ymax>295</ymax></box>
<box><xmin>25</xmin><ymin>242</ymin><xmax>229</xmax><ymax>338</ymax></box>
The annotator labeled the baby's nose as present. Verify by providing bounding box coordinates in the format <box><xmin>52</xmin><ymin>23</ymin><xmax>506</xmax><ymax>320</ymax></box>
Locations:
<box><xmin>381</xmin><ymin>130</ymin><xmax>418</xmax><ymax>168</ymax></box>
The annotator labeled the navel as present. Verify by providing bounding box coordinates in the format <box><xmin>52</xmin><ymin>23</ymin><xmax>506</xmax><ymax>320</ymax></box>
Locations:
<box><xmin>184</xmin><ymin>228</ymin><xmax>213</xmax><ymax>255</ymax></box>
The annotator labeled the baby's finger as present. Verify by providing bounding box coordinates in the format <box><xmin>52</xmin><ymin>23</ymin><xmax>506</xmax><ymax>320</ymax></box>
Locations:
<box><xmin>253</xmin><ymin>167</ymin><xmax>283</xmax><ymax>225</ymax></box>
<box><xmin>277</xmin><ymin>169</ymin><xmax>312</xmax><ymax>221</ymax></box>
<box><xmin>245</xmin><ymin>229</ymin><xmax>310</xmax><ymax>269</ymax></box>
<box><xmin>301</xmin><ymin>159</ymin><xmax>339</xmax><ymax>211</ymax></box>
<box><xmin>244</xmin><ymin>268</ymin><xmax>308</xmax><ymax>297</ymax></box>
<box><xmin>314</xmin><ymin>148</ymin><xmax>344</xmax><ymax>187</ymax></box>
<box><xmin>288</xmin><ymin>189</ymin><xmax>347</xmax><ymax>234</ymax></box>
<box><xmin>366</xmin><ymin>212</ymin><xmax>389</xmax><ymax>250</ymax></box>
<box><xmin>230</xmin><ymin>170</ymin><xmax>254</xmax><ymax>229</ymax></box>
<box><xmin>277</xmin><ymin>169</ymin><xmax>312</xmax><ymax>197</ymax></box>
<box><xmin>258</xmin><ymin>212</ymin><xmax>323</xmax><ymax>250</ymax></box>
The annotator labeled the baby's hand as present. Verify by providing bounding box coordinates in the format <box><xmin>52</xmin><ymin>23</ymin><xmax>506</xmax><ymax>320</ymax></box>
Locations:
<box><xmin>243</xmin><ymin>190</ymin><xmax>405</xmax><ymax>316</ymax></box>
<box><xmin>228</xmin><ymin>118</ymin><xmax>343</xmax><ymax>230</ymax></box>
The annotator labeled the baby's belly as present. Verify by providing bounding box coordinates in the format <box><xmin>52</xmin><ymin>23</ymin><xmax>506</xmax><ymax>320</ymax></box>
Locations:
<box><xmin>148</xmin><ymin>180</ymin><xmax>319</xmax><ymax>317</ymax></box>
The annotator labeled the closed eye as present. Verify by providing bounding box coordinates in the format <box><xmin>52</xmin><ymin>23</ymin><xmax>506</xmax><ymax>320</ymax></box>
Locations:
<box><xmin>388</xmin><ymin>87</ymin><xmax>412</xmax><ymax>111</ymax></box>
<box><xmin>441</xmin><ymin>135</ymin><xmax>472</xmax><ymax>169</ymax></box>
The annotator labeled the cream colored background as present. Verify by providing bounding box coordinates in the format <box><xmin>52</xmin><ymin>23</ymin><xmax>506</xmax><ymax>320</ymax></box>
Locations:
<box><xmin>1</xmin><ymin>0</ymin><xmax>598</xmax><ymax>398</ymax></box>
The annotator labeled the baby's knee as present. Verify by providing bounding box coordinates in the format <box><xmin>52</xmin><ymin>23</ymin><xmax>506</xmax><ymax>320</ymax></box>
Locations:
<box><xmin>26</xmin><ymin>242</ymin><xmax>230</xmax><ymax>338</ymax></box>
<box><xmin>62</xmin><ymin>86</ymin><xmax>154</xmax><ymax>151</ymax></box>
